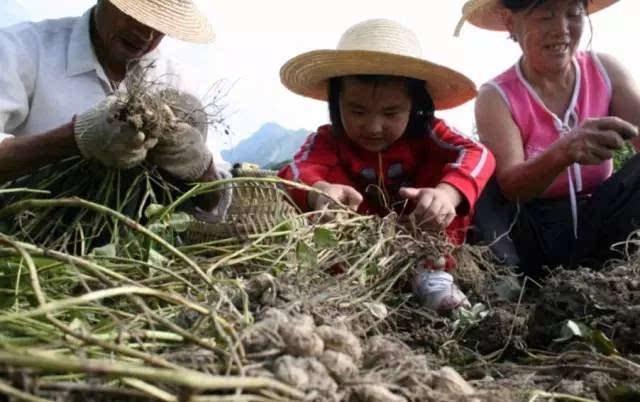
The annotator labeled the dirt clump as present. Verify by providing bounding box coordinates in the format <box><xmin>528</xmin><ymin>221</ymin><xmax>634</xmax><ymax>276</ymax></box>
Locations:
<box><xmin>528</xmin><ymin>266</ymin><xmax>640</xmax><ymax>353</ymax></box>
<box><xmin>432</xmin><ymin>366</ymin><xmax>475</xmax><ymax>395</ymax></box>
<box><xmin>274</xmin><ymin>355</ymin><xmax>339</xmax><ymax>398</ymax></box>
<box><xmin>319</xmin><ymin>350</ymin><xmax>359</xmax><ymax>382</ymax></box>
<box><xmin>316</xmin><ymin>325</ymin><xmax>363</xmax><ymax>362</ymax></box>
<box><xmin>238</xmin><ymin>309</ymin><xmax>484</xmax><ymax>402</ymax></box>
<box><xmin>350</xmin><ymin>385</ymin><xmax>408</xmax><ymax>402</ymax></box>
<box><xmin>362</xmin><ymin>336</ymin><xmax>412</xmax><ymax>369</ymax></box>
<box><xmin>279</xmin><ymin>317</ymin><xmax>325</xmax><ymax>358</ymax></box>
<box><xmin>460</xmin><ymin>303</ymin><xmax>530</xmax><ymax>356</ymax></box>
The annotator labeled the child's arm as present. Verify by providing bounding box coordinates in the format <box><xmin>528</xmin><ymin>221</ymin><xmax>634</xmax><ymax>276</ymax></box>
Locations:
<box><xmin>398</xmin><ymin>183</ymin><xmax>462</xmax><ymax>229</ymax></box>
<box><xmin>427</xmin><ymin>119</ymin><xmax>495</xmax><ymax>214</ymax></box>
<box><xmin>308</xmin><ymin>181</ymin><xmax>363</xmax><ymax>211</ymax></box>
<box><xmin>278</xmin><ymin>126</ymin><xmax>355</xmax><ymax>210</ymax></box>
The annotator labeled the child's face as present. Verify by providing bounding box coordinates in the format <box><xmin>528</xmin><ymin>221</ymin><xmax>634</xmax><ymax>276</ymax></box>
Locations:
<box><xmin>339</xmin><ymin>77</ymin><xmax>412</xmax><ymax>152</ymax></box>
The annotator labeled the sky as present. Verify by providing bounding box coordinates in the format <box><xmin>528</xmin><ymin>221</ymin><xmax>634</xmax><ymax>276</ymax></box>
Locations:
<box><xmin>1</xmin><ymin>0</ymin><xmax>639</xmax><ymax>163</ymax></box>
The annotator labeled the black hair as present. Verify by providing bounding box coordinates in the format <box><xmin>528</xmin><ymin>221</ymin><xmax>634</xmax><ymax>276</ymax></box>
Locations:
<box><xmin>500</xmin><ymin>0</ymin><xmax>589</xmax><ymax>12</ymax></box>
<box><xmin>327</xmin><ymin>75</ymin><xmax>435</xmax><ymax>138</ymax></box>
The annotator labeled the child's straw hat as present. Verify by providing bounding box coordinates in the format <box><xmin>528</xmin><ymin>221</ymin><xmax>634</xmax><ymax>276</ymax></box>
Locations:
<box><xmin>456</xmin><ymin>0</ymin><xmax>619</xmax><ymax>34</ymax></box>
<box><xmin>280</xmin><ymin>18</ymin><xmax>477</xmax><ymax>110</ymax></box>
<box><xmin>109</xmin><ymin>0</ymin><xmax>214</xmax><ymax>43</ymax></box>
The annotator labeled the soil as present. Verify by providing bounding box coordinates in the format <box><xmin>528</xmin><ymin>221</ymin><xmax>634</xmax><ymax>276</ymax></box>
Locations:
<box><xmin>230</xmin><ymin>259</ymin><xmax>640</xmax><ymax>401</ymax></box>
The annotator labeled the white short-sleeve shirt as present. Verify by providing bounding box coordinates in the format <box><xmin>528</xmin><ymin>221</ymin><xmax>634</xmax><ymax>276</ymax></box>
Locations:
<box><xmin>0</xmin><ymin>7</ymin><xmax>193</xmax><ymax>142</ymax></box>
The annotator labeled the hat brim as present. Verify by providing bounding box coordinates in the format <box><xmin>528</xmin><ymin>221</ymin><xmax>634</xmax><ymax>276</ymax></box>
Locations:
<box><xmin>109</xmin><ymin>0</ymin><xmax>215</xmax><ymax>44</ymax></box>
<box><xmin>280</xmin><ymin>50</ymin><xmax>477</xmax><ymax>110</ymax></box>
<box><xmin>464</xmin><ymin>0</ymin><xmax>619</xmax><ymax>31</ymax></box>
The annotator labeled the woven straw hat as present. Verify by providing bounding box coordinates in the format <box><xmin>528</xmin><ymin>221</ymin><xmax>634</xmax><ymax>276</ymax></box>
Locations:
<box><xmin>457</xmin><ymin>0</ymin><xmax>619</xmax><ymax>33</ymax></box>
<box><xmin>280</xmin><ymin>19</ymin><xmax>477</xmax><ymax>110</ymax></box>
<box><xmin>109</xmin><ymin>0</ymin><xmax>214</xmax><ymax>43</ymax></box>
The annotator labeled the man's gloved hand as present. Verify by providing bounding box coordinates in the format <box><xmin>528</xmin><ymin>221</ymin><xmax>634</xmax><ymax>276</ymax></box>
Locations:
<box><xmin>74</xmin><ymin>95</ymin><xmax>158</xmax><ymax>169</ymax></box>
<box><xmin>148</xmin><ymin>91</ymin><xmax>213</xmax><ymax>182</ymax></box>
<box><xmin>190</xmin><ymin>168</ymin><xmax>233</xmax><ymax>222</ymax></box>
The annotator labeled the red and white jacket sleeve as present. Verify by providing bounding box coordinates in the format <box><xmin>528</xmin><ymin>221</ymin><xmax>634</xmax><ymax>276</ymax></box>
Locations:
<box><xmin>428</xmin><ymin>119</ymin><xmax>495</xmax><ymax>213</ymax></box>
<box><xmin>278</xmin><ymin>125</ymin><xmax>346</xmax><ymax>211</ymax></box>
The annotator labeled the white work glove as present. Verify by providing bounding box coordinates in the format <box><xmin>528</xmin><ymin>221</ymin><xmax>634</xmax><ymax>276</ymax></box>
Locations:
<box><xmin>148</xmin><ymin>91</ymin><xmax>213</xmax><ymax>182</ymax></box>
<box><xmin>74</xmin><ymin>95</ymin><xmax>158</xmax><ymax>169</ymax></box>
<box><xmin>191</xmin><ymin>169</ymin><xmax>233</xmax><ymax>222</ymax></box>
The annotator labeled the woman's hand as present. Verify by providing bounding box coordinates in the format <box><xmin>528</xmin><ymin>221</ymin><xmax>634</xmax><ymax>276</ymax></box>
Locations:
<box><xmin>562</xmin><ymin>117</ymin><xmax>638</xmax><ymax>165</ymax></box>
<box><xmin>399</xmin><ymin>183</ymin><xmax>462</xmax><ymax>230</ymax></box>
<box><xmin>308</xmin><ymin>181</ymin><xmax>363</xmax><ymax>211</ymax></box>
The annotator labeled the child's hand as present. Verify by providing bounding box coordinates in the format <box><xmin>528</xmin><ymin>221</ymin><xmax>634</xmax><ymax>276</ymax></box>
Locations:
<box><xmin>308</xmin><ymin>181</ymin><xmax>363</xmax><ymax>211</ymax></box>
<box><xmin>398</xmin><ymin>183</ymin><xmax>462</xmax><ymax>230</ymax></box>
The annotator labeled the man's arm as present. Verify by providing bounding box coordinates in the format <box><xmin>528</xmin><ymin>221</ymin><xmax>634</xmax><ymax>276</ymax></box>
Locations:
<box><xmin>0</xmin><ymin>26</ymin><xmax>72</xmax><ymax>184</ymax></box>
<box><xmin>0</xmin><ymin>122</ymin><xmax>80</xmax><ymax>184</ymax></box>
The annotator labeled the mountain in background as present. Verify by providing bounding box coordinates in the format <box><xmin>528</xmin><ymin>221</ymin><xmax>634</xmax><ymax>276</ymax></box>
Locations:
<box><xmin>221</xmin><ymin>122</ymin><xmax>311</xmax><ymax>169</ymax></box>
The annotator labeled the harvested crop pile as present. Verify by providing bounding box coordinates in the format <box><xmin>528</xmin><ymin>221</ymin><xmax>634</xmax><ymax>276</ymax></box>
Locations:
<box><xmin>2</xmin><ymin>165</ymin><xmax>640</xmax><ymax>401</ymax></box>
<box><xmin>1</xmin><ymin>73</ymin><xmax>640</xmax><ymax>402</ymax></box>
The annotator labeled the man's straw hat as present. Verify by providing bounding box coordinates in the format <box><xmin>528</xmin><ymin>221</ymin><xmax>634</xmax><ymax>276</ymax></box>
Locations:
<box><xmin>280</xmin><ymin>19</ymin><xmax>477</xmax><ymax>110</ymax></box>
<box><xmin>109</xmin><ymin>0</ymin><xmax>214</xmax><ymax>44</ymax></box>
<box><xmin>456</xmin><ymin>0</ymin><xmax>619</xmax><ymax>34</ymax></box>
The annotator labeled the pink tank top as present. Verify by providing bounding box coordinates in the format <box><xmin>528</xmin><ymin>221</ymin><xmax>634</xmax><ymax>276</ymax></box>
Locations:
<box><xmin>486</xmin><ymin>51</ymin><xmax>613</xmax><ymax>199</ymax></box>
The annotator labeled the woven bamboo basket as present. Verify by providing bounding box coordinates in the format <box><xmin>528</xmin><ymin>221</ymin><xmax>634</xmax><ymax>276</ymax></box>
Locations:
<box><xmin>184</xmin><ymin>166</ymin><xmax>305</xmax><ymax>244</ymax></box>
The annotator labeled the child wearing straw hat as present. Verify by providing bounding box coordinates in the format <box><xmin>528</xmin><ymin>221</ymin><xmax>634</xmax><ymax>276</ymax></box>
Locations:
<box><xmin>278</xmin><ymin>19</ymin><xmax>495</xmax><ymax>312</ymax></box>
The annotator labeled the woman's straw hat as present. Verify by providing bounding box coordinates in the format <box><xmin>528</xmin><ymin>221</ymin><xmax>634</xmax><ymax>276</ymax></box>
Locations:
<box><xmin>109</xmin><ymin>0</ymin><xmax>214</xmax><ymax>44</ymax></box>
<box><xmin>280</xmin><ymin>19</ymin><xmax>477</xmax><ymax>110</ymax></box>
<box><xmin>456</xmin><ymin>0</ymin><xmax>619</xmax><ymax>34</ymax></box>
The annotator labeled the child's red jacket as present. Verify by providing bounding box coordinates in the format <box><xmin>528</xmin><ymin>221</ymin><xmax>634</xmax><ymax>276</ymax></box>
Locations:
<box><xmin>278</xmin><ymin>119</ymin><xmax>495</xmax><ymax>244</ymax></box>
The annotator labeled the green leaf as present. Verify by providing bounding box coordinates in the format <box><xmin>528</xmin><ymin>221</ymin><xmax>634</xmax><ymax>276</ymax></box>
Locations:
<box><xmin>364</xmin><ymin>302</ymin><xmax>388</xmax><ymax>319</ymax></box>
<box><xmin>453</xmin><ymin>303</ymin><xmax>489</xmax><ymax>330</ymax></box>
<box><xmin>0</xmin><ymin>294</ymin><xmax>16</xmax><ymax>309</ymax></box>
<box><xmin>365</xmin><ymin>263</ymin><xmax>380</xmax><ymax>277</ymax></box>
<box><xmin>553</xmin><ymin>319</ymin><xmax>591</xmax><ymax>343</ymax></box>
<box><xmin>147</xmin><ymin>222</ymin><xmax>166</xmax><ymax>234</ymax></box>
<box><xmin>144</xmin><ymin>204</ymin><xmax>165</xmax><ymax>219</ymax></box>
<box><xmin>273</xmin><ymin>220</ymin><xmax>293</xmax><ymax>232</ymax></box>
<box><xmin>90</xmin><ymin>244</ymin><xmax>117</xmax><ymax>258</ymax></box>
<box><xmin>591</xmin><ymin>330</ymin><xmax>618</xmax><ymax>356</ymax></box>
<box><xmin>553</xmin><ymin>320</ymin><xmax>618</xmax><ymax>355</ymax></box>
<box><xmin>165</xmin><ymin>212</ymin><xmax>192</xmax><ymax>233</ymax></box>
<box><xmin>296</xmin><ymin>242</ymin><xmax>317</xmax><ymax>267</ymax></box>
<box><xmin>148</xmin><ymin>248</ymin><xmax>168</xmax><ymax>266</ymax></box>
<box><xmin>608</xmin><ymin>385</ymin><xmax>640</xmax><ymax>402</ymax></box>
<box><xmin>0</xmin><ymin>261</ymin><xmax>24</xmax><ymax>290</ymax></box>
<box><xmin>68</xmin><ymin>317</ymin><xmax>88</xmax><ymax>333</ymax></box>
<box><xmin>313</xmin><ymin>227</ymin><xmax>338</xmax><ymax>248</ymax></box>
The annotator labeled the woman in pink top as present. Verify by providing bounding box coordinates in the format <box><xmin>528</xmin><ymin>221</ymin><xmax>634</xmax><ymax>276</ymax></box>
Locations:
<box><xmin>459</xmin><ymin>0</ymin><xmax>640</xmax><ymax>276</ymax></box>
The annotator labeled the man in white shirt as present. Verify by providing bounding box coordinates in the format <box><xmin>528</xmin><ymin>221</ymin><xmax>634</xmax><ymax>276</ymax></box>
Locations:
<box><xmin>0</xmin><ymin>0</ymin><xmax>221</xmax><ymax>209</ymax></box>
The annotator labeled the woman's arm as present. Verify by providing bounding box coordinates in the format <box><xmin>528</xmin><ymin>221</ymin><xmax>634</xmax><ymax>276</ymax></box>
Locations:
<box><xmin>474</xmin><ymin>85</ymin><xmax>634</xmax><ymax>201</ymax></box>
<box><xmin>598</xmin><ymin>52</ymin><xmax>640</xmax><ymax>150</ymax></box>
<box><xmin>475</xmin><ymin>86</ymin><xmax>570</xmax><ymax>201</ymax></box>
